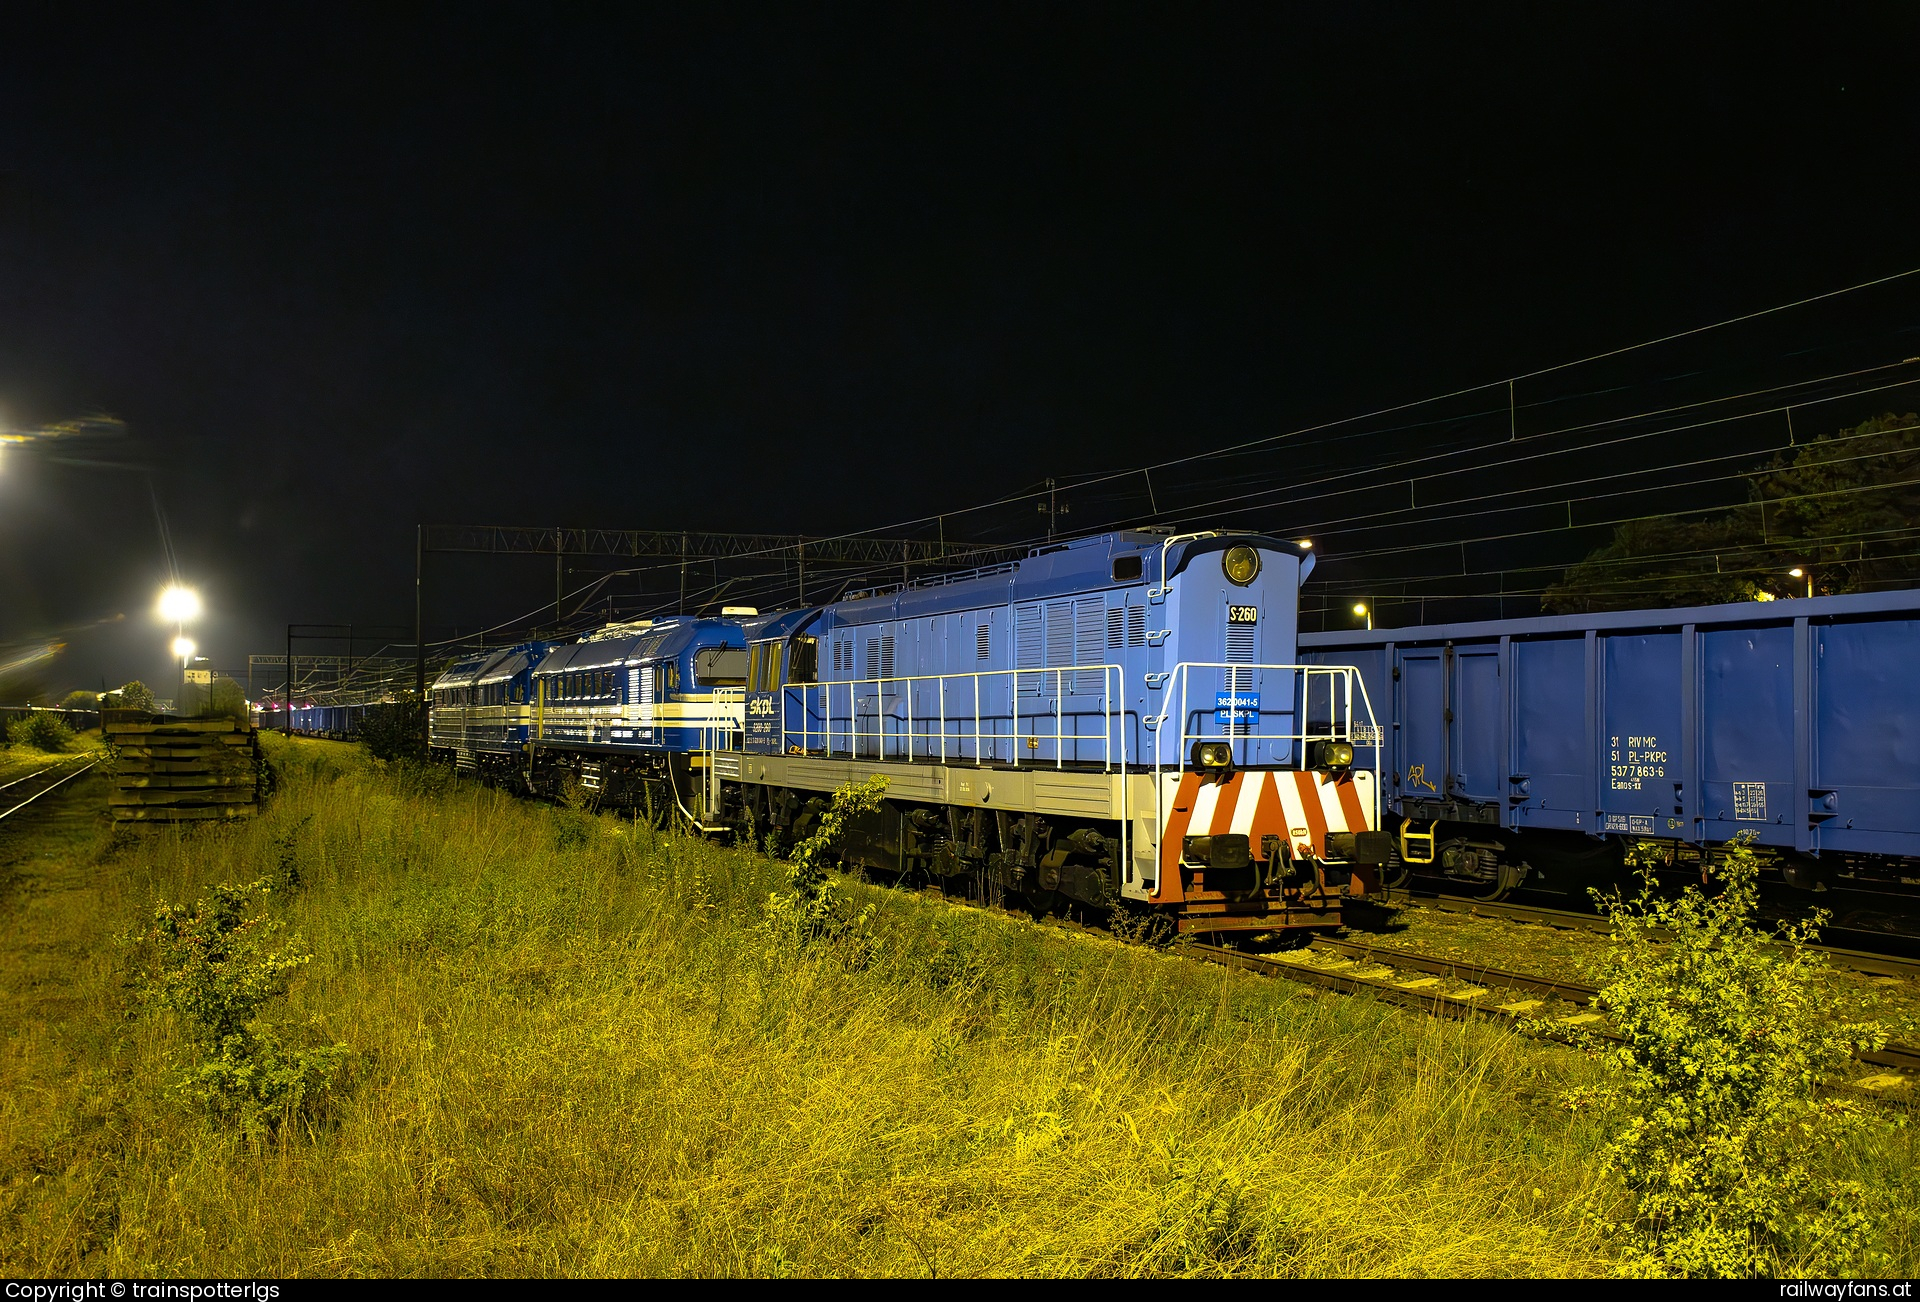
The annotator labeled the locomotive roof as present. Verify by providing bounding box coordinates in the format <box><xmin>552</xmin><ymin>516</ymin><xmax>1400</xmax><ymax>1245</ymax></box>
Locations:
<box><xmin>1299</xmin><ymin>586</ymin><xmax>1920</xmax><ymax>649</ymax></box>
<box><xmin>428</xmin><ymin>651</ymin><xmax>492</xmax><ymax>692</ymax></box>
<box><xmin>429</xmin><ymin>643</ymin><xmax>547</xmax><ymax>690</ymax></box>
<box><xmin>741</xmin><ymin>607</ymin><xmax>822</xmax><ymax>642</ymax></box>
<box><xmin>474</xmin><ymin>644</ymin><xmax>545</xmax><ymax>685</ymax></box>
<box><xmin>535</xmin><ymin>615</ymin><xmax>743</xmax><ymax>672</ymax></box>
<box><xmin>824</xmin><ymin>529</ymin><xmax>1310</xmax><ymax>624</ymax></box>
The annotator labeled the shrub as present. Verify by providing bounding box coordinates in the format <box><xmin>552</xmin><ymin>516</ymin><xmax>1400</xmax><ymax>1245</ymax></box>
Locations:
<box><xmin>60</xmin><ymin>690</ymin><xmax>99</xmax><ymax>711</ymax></box>
<box><xmin>200</xmin><ymin>677</ymin><xmax>250</xmax><ymax>723</ymax></box>
<box><xmin>13</xmin><ymin>711</ymin><xmax>75</xmax><ymax>752</ymax></box>
<box><xmin>385</xmin><ymin>756</ymin><xmax>454</xmax><ymax>800</ymax></box>
<box><xmin>1583</xmin><ymin>834</ymin><xmax>1886</xmax><ymax>1277</ymax></box>
<box><xmin>764</xmin><ymin>774</ymin><xmax>888</xmax><ymax>951</ymax></box>
<box><xmin>357</xmin><ymin>701</ymin><xmax>424</xmax><ymax>761</ymax></box>
<box><xmin>131</xmin><ymin>879</ymin><xmax>349</xmax><ymax>1140</ymax></box>
<box><xmin>112</xmin><ymin>680</ymin><xmax>158</xmax><ymax>713</ymax></box>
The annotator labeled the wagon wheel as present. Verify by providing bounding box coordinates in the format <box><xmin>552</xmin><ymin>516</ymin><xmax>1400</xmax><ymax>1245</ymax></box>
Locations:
<box><xmin>1463</xmin><ymin>860</ymin><xmax>1525</xmax><ymax>903</ymax></box>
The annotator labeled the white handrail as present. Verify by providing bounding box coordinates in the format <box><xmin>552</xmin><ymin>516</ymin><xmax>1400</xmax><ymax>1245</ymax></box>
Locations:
<box><xmin>1151</xmin><ymin>531</ymin><xmax>1220</xmax><ymax>599</ymax></box>
<box><xmin>781</xmin><ymin>663</ymin><xmax>1128</xmax><ymax>771</ymax></box>
<box><xmin>753</xmin><ymin>661</ymin><xmax>1133</xmax><ymax>899</ymax></box>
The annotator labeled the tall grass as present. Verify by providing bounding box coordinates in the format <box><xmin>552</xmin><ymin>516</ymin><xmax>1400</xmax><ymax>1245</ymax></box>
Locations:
<box><xmin>0</xmin><ymin>737</ymin><xmax>1907</xmax><ymax>1276</ymax></box>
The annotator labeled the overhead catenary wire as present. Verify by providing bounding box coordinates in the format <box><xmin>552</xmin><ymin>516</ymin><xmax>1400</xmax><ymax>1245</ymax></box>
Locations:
<box><xmin>1312</xmin><ymin>520</ymin><xmax>1920</xmax><ymax>590</ymax></box>
<box><xmin>1134</xmin><ymin>365</ymin><xmax>1920</xmax><ymax>536</ymax></box>
<box><xmin>778</xmin><ymin>261</ymin><xmax>1920</xmax><ymax>546</ymax></box>
<box><xmin>418</xmin><ymin>265</ymin><xmax>1920</xmax><ymax>653</ymax></box>
<box><xmin>1249</xmin><ymin>398</ymin><xmax>1920</xmax><ymax>546</ymax></box>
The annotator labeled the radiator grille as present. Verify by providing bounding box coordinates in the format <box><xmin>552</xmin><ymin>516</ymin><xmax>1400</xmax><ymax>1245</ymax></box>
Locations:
<box><xmin>1224</xmin><ymin>622</ymin><xmax>1256</xmax><ymax>735</ymax></box>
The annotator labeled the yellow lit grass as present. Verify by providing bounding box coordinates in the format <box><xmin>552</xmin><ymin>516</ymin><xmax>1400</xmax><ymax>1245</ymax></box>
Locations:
<box><xmin>6</xmin><ymin>735</ymin><xmax>1896</xmax><ymax>1277</ymax></box>
<box><xmin>0</xmin><ymin>725</ymin><xmax>104</xmax><ymax>784</ymax></box>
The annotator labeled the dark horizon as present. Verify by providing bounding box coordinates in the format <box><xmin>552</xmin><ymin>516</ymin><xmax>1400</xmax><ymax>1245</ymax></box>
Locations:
<box><xmin>3</xmin><ymin>6</ymin><xmax>1918</xmax><ymax>703</ymax></box>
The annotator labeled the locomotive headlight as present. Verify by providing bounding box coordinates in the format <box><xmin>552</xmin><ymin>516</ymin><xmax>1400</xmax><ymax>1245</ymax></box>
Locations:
<box><xmin>1313</xmin><ymin>740</ymin><xmax>1355</xmax><ymax>770</ymax></box>
<box><xmin>1192</xmin><ymin>740</ymin><xmax>1234</xmax><ymax>770</ymax></box>
<box><xmin>1222</xmin><ymin>545</ymin><xmax>1261</xmax><ymax>586</ymax></box>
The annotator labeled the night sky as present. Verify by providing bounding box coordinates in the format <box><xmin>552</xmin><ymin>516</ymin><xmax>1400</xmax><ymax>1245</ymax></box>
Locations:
<box><xmin>3</xmin><ymin>6</ymin><xmax>1918</xmax><ymax>700</ymax></box>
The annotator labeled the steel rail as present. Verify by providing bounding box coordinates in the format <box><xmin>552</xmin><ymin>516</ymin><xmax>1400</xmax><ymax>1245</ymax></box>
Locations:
<box><xmin>1395</xmin><ymin>891</ymin><xmax>1920</xmax><ymax>982</ymax></box>
<box><xmin>0</xmin><ymin>764</ymin><xmax>65</xmax><ymax>795</ymax></box>
<box><xmin>1859</xmin><ymin>1043</ymin><xmax>1920</xmax><ymax>1074</ymax></box>
<box><xmin>1306</xmin><ymin>934</ymin><xmax>1598</xmax><ymax>1004</ymax></box>
<box><xmin>1194</xmin><ymin>932</ymin><xmax>1920</xmax><ymax>1099</ymax></box>
<box><xmin>0</xmin><ymin>760</ymin><xmax>98</xmax><ymax>822</ymax></box>
<box><xmin>1185</xmin><ymin>940</ymin><xmax>1615</xmax><ymax>1041</ymax></box>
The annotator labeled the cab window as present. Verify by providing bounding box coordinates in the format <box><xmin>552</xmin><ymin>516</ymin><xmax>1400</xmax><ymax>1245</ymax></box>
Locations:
<box><xmin>789</xmin><ymin>636</ymin><xmax>818</xmax><ymax>685</ymax></box>
<box><xmin>694</xmin><ymin>646</ymin><xmax>748</xmax><ymax>686</ymax></box>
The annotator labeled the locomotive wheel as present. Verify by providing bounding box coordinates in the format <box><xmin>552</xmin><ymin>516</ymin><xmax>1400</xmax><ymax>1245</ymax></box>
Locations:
<box><xmin>1380</xmin><ymin>849</ymin><xmax>1411</xmax><ymax>893</ymax></box>
<box><xmin>1020</xmin><ymin>885</ymin><xmax>1067</xmax><ymax>917</ymax></box>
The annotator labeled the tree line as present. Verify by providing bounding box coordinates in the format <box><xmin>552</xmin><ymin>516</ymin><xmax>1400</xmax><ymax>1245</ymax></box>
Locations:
<box><xmin>1544</xmin><ymin>413</ymin><xmax>1920</xmax><ymax>612</ymax></box>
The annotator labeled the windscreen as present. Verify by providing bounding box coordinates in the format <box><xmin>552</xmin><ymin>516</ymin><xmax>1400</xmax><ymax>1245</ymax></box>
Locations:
<box><xmin>694</xmin><ymin>646</ymin><xmax>748</xmax><ymax>686</ymax></box>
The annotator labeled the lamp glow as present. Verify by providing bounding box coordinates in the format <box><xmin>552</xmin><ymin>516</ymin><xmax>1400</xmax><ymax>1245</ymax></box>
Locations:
<box><xmin>1352</xmin><ymin>603</ymin><xmax>1367</xmax><ymax>616</ymax></box>
<box><xmin>157</xmin><ymin>585</ymin><xmax>202</xmax><ymax>622</ymax></box>
<box><xmin>171</xmin><ymin>636</ymin><xmax>196</xmax><ymax>660</ymax></box>
<box><xmin>1788</xmin><ymin>568</ymin><xmax>1804</xmax><ymax>578</ymax></box>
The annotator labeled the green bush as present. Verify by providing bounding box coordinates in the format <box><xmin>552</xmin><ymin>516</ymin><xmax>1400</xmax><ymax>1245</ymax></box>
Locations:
<box><xmin>12</xmin><ymin>711</ymin><xmax>75</xmax><ymax>752</ymax></box>
<box><xmin>1583</xmin><ymin>834</ymin><xmax>1887</xmax><ymax>1277</ymax></box>
<box><xmin>60</xmin><ymin>690</ymin><xmax>99</xmax><ymax>711</ymax></box>
<box><xmin>108</xmin><ymin>680</ymin><xmax>157</xmax><ymax>713</ymax></box>
<box><xmin>132</xmin><ymin>879</ymin><xmax>349</xmax><ymax>1140</ymax></box>
<box><xmin>357</xmin><ymin>701</ymin><xmax>424</xmax><ymax>761</ymax></box>
<box><xmin>764</xmin><ymin>774</ymin><xmax>888</xmax><ymax>952</ymax></box>
<box><xmin>200</xmin><ymin>678</ymin><xmax>250</xmax><ymax>723</ymax></box>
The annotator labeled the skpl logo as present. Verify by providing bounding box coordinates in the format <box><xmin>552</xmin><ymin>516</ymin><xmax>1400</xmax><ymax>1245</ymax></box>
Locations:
<box><xmin>747</xmin><ymin>696</ymin><xmax>777</xmax><ymax>717</ymax></box>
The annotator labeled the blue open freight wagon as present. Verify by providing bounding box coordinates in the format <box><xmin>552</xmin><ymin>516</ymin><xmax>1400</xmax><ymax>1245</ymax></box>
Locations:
<box><xmin>1298</xmin><ymin>590</ymin><xmax>1920</xmax><ymax>896</ymax></box>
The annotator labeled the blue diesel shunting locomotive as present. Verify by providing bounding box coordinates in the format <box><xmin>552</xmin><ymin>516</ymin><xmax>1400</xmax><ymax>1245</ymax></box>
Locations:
<box><xmin>1298</xmin><ymin>588</ymin><xmax>1920</xmax><ymax>901</ymax></box>
<box><xmin>742</xmin><ymin>530</ymin><xmax>1320</xmax><ymax>769</ymax></box>
<box><xmin>728</xmin><ymin>530</ymin><xmax>1385</xmax><ymax>932</ymax></box>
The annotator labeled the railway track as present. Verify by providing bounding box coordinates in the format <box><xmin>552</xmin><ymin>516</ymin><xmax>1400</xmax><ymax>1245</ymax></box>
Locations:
<box><xmin>0</xmin><ymin>760</ymin><xmax>99</xmax><ymax>823</ymax></box>
<box><xmin>1186</xmin><ymin>931</ymin><xmax>1919</xmax><ymax>1101</ymax></box>
<box><xmin>1389</xmin><ymin>890</ymin><xmax>1920</xmax><ymax>983</ymax></box>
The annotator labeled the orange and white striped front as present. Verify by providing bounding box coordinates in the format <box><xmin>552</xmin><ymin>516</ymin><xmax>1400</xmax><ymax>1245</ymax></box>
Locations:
<box><xmin>1153</xmin><ymin>769</ymin><xmax>1378</xmax><ymax>900</ymax></box>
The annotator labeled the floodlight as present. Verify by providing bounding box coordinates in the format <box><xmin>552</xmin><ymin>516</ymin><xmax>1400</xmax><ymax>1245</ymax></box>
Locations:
<box><xmin>171</xmin><ymin>636</ymin><xmax>196</xmax><ymax>660</ymax></box>
<box><xmin>158</xmin><ymin>585</ymin><xmax>202</xmax><ymax>623</ymax></box>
